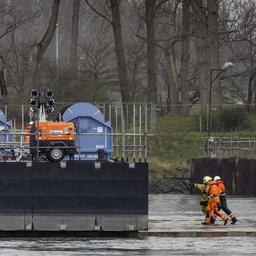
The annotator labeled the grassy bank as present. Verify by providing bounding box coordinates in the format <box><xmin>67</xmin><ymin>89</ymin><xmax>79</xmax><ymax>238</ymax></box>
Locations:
<box><xmin>149</xmin><ymin>114</ymin><xmax>256</xmax><ymax>173</ymax></box>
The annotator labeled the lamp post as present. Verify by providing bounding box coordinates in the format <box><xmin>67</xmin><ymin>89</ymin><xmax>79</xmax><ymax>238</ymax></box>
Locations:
<box><xmin>208</xmin><ymin>62</ymin><xmax>234</xmax><ymax>138</ymax></box>
<box><xmin>56</xmin><ymin>23</ymin><xmax>59</xmax><ymax>81</ymax></box>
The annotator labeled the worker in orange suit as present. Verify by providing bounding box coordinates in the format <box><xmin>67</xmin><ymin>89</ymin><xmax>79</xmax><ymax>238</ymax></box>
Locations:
<box><xmin>214</xmin><ymin>176</ymin><xmax>238</xmax><ymax>224</ymax></box>
<box><xmin>194</xmin><ymin>176</ymin><xmax>217</xmax><ymax>224</ymax></box>
<box><xmin>202</xmin><ymin>176</ymin><xmax>229</xmax><ymax>225</ymax></box>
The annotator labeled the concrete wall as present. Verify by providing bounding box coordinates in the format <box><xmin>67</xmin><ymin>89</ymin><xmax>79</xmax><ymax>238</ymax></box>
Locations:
<box><xmin>191</xmin><ymin>158</ymin><xmax>256</xmax><ymax>196</ymax></box>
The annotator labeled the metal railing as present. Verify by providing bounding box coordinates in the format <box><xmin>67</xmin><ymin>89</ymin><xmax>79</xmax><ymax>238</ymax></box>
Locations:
<box><xmin>0</xmin><ymin>129</ymin><xmax>152</xmax><ymax>161</ymax></box>
<box><xmin>203</xmin><ymin>136</ymin><xmax>256</xmax><ymax>158</ymax></box>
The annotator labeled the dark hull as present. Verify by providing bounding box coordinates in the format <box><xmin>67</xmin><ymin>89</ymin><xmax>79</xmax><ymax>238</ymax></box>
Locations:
<box><xmin>0</xmin><ymin>161</ymin><xmax>148</xmax><ymax>231</ymax></box>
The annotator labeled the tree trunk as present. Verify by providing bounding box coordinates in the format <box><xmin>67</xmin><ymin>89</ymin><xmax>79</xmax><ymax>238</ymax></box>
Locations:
<box><xmin>69</xmin><ymin>0</ymin><xmax>80</xmax><ymax>79</ymax></box>
<box><xmin>24</xmin><ymin>0</ymin><xmax>60</xmax><ymax>92</ymax></box>
<box><xmin>207</xmin><ymin>0</ymin><xmax>221</xmax><ymax>105</ymax></box>
<box><xmin>180</xmin><ymin>0</ymin><xmax>191</xmax><ymax>114</ymax></box>
<box><xmin>247</xmin><ymin>69</ymin><xmax>256</xmax><ymax>111</ymax></box>
<box><xmin>0</xmin><ymin>61</ymin><xmax>8</xmax><ymax>104</ymax></box>
<box><xmin>165</xmin><ymin>47</ymin><xmax>179</xmax><ymax>114</ymax></box>
<box><xmin>145</xmin><ymin>0</ymin><xmax>157</xmax><ymax>103</ymax></box>
<box><xmin>247</xmin><ymin>74</ymin><xmax>254</xmax><ymax>105</ymax></box>
<box><xmin>110</xmin><ymin>0</ymin><xmax>131</xmax><ymax>103</ymax></box>
<box><xmin>192</xmin><ymin>0</ymin><xmax>210</xmax><ymax>109</ymax></box>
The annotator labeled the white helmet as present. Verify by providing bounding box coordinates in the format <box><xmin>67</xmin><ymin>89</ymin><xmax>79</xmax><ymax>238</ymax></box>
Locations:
<box><xmin>214</xmin><ymin>176</ymin><xmax>221</xmax><ymax>181</ymax></box>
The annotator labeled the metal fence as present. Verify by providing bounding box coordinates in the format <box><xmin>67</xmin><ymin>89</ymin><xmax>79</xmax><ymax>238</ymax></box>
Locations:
<box><xmin>203</xmin><ymin>136</ymin><xmax>256</xmax><ymax>158</ymax></box>
<box><xmin>0</xmin><ymin>103</ymin><xmax>155</xmax><ymax>161</ymax></box>
<box><xmin>2</xmin><ymin>102</ymin><xmax>256</xmax><ymax>161</ymax></box>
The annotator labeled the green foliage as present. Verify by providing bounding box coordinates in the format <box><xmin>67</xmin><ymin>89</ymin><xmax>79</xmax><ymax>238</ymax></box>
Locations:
<box><xmin>151</xmin><ymin>115</ymin><xmax>204</xmax><ymax>168</ymax></box>
<box><xmin>157</xmin><ymin>115</ymin><xmax>194</xmax><ymax>132</ymax></box>
<box><xmin>216</xmin><ymin>108</ymin><xmax>251</xmax><ymax>131</ymax></box>
<box><xmin>150</xmin><ymin>131</ymin><xmax>203</xmax><ymax>168</ymax></box>
<box><xmin>150</xmin><ymin>114</ymin><xmax>256</xmax><ymax>171</ymax></box>
<box><xmin>192</xmin><ymin>108</ymin><xmax>252</xmax><ymax>132</ymax></box>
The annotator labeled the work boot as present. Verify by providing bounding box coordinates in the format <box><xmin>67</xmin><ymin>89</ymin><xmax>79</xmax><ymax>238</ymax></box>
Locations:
<box><xmin>201</xmin><ymin>218</ymin><xmax>211</xmax><ymax>225</ymax></box>
<box><xmin>224</xmin><ymin>217</ymin><xmax>229</xmax><ymax>225</ymax></box>
<box><xmin>231</xmin><ymin>217</ymin><xmax>238</xmax><ymax>225</ymax></box>
<box><xmin>201</xmin><ymin>222</ymin><xmax>211</xmax><ymax>225</ymax></box>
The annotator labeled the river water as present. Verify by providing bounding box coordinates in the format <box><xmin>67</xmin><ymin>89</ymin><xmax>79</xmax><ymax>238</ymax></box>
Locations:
<box><xmin>0</xmin><ymin>194</ymin><xmax>255</xmax><ymax>255</ymax></box>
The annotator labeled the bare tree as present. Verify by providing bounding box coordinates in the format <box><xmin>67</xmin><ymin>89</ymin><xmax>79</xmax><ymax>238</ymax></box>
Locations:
<box><xmin>69</xmin><ymin>0</ymin><xmax>81</xmax><ymax>78</ymax></box>
<box><xmin>24</xmin><ymin>0</ymin><xmax>60</xmax><ymax>91</ymax></box>
<box><xmin>164</xmin><ymin>46</ymin><xmax>179</xmax><ymax>111</ymax></box>
<box><xmin>208</xmin><ymin>0</ymin><xmax>221</xmax><ymax>104</ymax></box>
<box><xmin>191</xmin><ymin>0</ymin><xmax>211</xmax><ymax>107</ymax></box>
<box><xmin>110</xmin><ymin>0</ymin><xmax>132</xmax><ymax>102</ymax></box>
<box><xmin>85</xmin><ymin>0</ymin><xmax>132</xmax><ymax>102</ymax></box>
<box><xmin>180</xmin><ymin>0</ymin><xmax>191</xmax><ymax>113</ymax></box>
<box><xmin>145</xmin><ymin>0</ymin><xmax>157</xmax><ymax>103</ymax></box>
<box><xmin>220</xmin><ymin>0</ymin><xmax>256</xmax><ymax>105</ymax></box>
<box><xmin>0</xmin><ymin>3</ymin><xmax>38</xmax><ymax>42</ymax></box>
<box><xmin>0</xmin><ymin>56</ymin><xmax>7</xmax><ymax>104</ymax></box>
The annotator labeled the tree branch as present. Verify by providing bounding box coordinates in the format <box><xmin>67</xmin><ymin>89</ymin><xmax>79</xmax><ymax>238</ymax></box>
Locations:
<box><xmin>85</xmin><ymin>0</ymin><xmax>113</xmax><ymax>24</ymax></box>
<box><xmin>0</xmin><ymin>14</ymin><xmax>38</xmax><ymax>41</ymax></box>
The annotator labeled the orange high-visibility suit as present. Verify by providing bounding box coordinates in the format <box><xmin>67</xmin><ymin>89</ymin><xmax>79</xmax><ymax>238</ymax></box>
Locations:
<box><xmin>205</xmin><ymin>181</ymin><xmax>228</xmax><ymax>224</ymax></box>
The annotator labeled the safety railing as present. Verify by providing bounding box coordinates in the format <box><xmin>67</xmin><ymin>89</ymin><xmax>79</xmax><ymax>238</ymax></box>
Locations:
<box><xmin>0</xmin><ymin>130</ymin><xmax>152</xmax><ymax>161</ymax></box>
<box><xmin>202</xmin><ymin>136</ymin><xmax>256</xmax><ymax>157</ymax></box>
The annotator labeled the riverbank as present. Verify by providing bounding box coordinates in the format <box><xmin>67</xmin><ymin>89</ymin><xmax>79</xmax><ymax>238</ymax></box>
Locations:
<box><xmin>149</xmin><ymin>159</ymin><xmax>191</xmax><ymax>193</ymax></box>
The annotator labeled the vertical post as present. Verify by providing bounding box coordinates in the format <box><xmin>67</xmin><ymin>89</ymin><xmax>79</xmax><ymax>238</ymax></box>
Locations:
<box><xmin>115</xmin><ymin>104</ymin><xmax>118</xmax><ymax>132</ymax></box>
<box><xmin>133</xmin><ymin>103</ymin><xmax>136</xmax><ymax>161</ymax></box>
<box><xmin>108</xmin><ymin>104</ymin><xmax>112</xmax><ymax>124</ymax></box>
<box><xmin>139</xmin><ymin>104</ymin><xmax>142</xmax><ymax>160</ymax></box>
<box><xmin>13</xmin><ymin>119</ymin><xmax>16</xmax><ymax>131</ymax></box>
<box><xmin>56</xmin><ymin>23</ymin><xmax>59</xmax><ymax>80</ymax></box>
<box><xmin>120</xmin><ymin>103</ymin><xmax>125</xmax><ymax>160</ymax></box>
<box><xmin>208</xmin><ymin>69</ymin><xmax>213</xmax><ymax>138</ymax></box>
<box><xmin>126</xmin><ymin>103</ymin><xmax>128</xmax><ymax>130</ymax></box>
<box><xmin>103</xmin><ymin>103</ymin><xmax>106</xmax><ymax>118</ymax></box>
<box><xmin>21</xmin><ymin>104</ymin><xmax>24</xmax><ymax>148</ymax></box>
<box><xmin>144</xmin><ymin>103</ymin><xmax>148</xmax><ymax>160</ymax></box>
<box><xmin>4</xmin><ymin>105</ymin><xmax>7</xmax><ymax>130</ymax></box>
<box><xmin>4</xmin><ymin>105</ymin><xmax>7</xmax><ymax>143</ymax></box>
<box><xmin>150</xmin><ymin>102</ymin><xmax>156</xmax><ymax>130</ymax></box>
<box><xmin>21</xmin><ymin>105</ymin><xmax>24</xmax><ymax>131</ymax></box>
<box><xmin>115</xmin><ymin>104</ymin><xmax>118</xmax><ymax>157</ymax></box>
<box><xmin>199</xmin><ymin>115</ymin><xmax>202</xmax><ymax>133</ymax></box>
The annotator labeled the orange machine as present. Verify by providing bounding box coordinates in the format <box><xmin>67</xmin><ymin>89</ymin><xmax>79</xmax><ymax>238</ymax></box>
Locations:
<box><xmin>29</xmin><ymin>121</ymin><xmax>75</xmax><ymax>162</ymax></box>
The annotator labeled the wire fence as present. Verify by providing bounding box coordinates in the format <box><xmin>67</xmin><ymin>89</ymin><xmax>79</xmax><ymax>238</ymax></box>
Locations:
<box><xmin>2</xmin><ymin>102</ymin><xmax>256</xmax><ymax>161</ymax></box>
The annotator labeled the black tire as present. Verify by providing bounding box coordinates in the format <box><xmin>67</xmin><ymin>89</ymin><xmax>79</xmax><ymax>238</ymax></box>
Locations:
<box><xmin>46</xmin><ymin>148</ymin><xmax>65</xmax><ymax>162</ymax></box>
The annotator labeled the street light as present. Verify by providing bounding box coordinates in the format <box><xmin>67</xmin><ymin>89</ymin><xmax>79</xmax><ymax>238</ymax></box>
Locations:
<box><xmin>56</xmin><ymin>23</ymin><xmax>59</xmax><ymax>80</ymax></box>
<box><xmin>208</xmin><ymin>62</ymin><xmax>234</xmax><ymax>138</ymax></box>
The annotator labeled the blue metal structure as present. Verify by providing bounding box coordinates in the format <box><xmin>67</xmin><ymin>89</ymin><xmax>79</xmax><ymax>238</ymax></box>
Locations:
<box><xmin>0</xmin><ymin>110</ymin><xmax>12</xmax><ymax>157</ymax></box>
<box><xmin>60</xmin><ymin>103</ymin><xmax>112</xmax><ymax>160</ymax></box>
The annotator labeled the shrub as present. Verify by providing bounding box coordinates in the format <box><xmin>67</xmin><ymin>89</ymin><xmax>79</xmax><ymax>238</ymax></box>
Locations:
<box><xmin>192</xmin><ymin>107</ymin><xmax>252</xmax><ymax>132</ymax></box>
<box><xmin>216</xmin><ymin>108</ymin><xmax>251</xmax><ymax>131</ymax></box>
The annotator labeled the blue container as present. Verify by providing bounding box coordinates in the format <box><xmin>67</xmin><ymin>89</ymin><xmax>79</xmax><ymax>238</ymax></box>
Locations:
<box><xmin>0</xmin><ymin>110</ymin><xmax>12</xmax><ymax>157</ymax></box>
<box><xmin>60</xmin><ymin>103</ymin><xmax>112</xmax><ymax>160</ymax></box>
